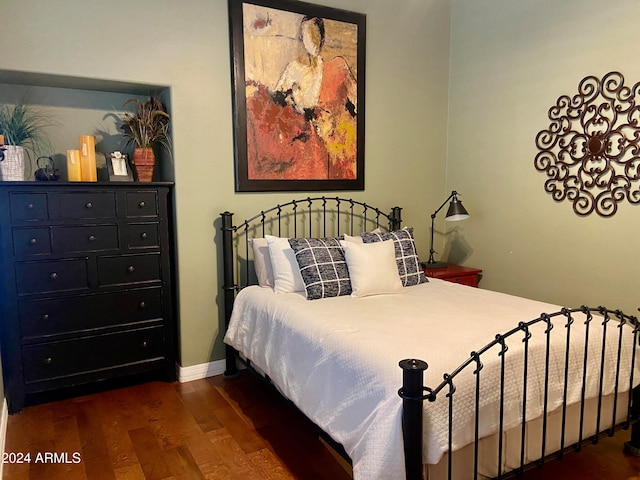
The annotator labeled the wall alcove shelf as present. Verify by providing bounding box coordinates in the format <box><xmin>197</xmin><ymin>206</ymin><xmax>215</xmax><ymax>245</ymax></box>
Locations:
<box><xmin>0</xmin><ymin>69</ymin><xmax>167</xmax><ymax>97</ymax></box>
<box><xmin>0</xmin><ymin>69</ymin><xmax>174</xmax><ymax>183</ymax></box>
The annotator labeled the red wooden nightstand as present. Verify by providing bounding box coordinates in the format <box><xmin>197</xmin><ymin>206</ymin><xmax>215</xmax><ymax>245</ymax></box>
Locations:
<box><xmin>421</xmin><ymin>263</ymin><xmax>483</xmax><ymax>287</ymax></box>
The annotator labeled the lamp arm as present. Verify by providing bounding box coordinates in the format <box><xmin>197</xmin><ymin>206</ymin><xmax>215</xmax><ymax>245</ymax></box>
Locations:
<box><xmin>426</xmin><ymin>191</ymin><xmax>457</xmax><ymax>265</ymax></box>
<box><xmin>431</xmin><ymin>191</ymin><xmax>457</xmax><ymax>219</ymax></box>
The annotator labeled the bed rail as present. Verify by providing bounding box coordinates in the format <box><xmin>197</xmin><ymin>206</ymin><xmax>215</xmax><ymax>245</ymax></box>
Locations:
<box><xmin>399</xmin><ymin>306</ymin><xmax>640</xmax><ymax>480</ymax></box>
<box><xmin>221</xmin><ymin>196</ymin><xmax>402</xmax><ymax>378</ymax></box>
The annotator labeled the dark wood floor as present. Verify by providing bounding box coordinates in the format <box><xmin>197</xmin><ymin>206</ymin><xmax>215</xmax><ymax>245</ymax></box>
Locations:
<box><xmin>3</xmin><ymin>372</ymin><xmax>640</xmax><ymax>479</ymax></box>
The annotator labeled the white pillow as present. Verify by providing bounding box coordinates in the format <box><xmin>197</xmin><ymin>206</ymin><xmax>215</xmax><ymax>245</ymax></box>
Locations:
<box><xmin>341</xmin><ymin>239</ymin><xmax>403</xmax><ymax>297</ymax></box>
<box><xmin>250</xmin><ymin>238</ymin><xmax>274</xmax><ymax>288</ymax></box>
<box><xmin>343</xmin><ymin>228</ymin><xmax>382</xmax><ymax>244</ymax></box>
<box><xmin>343</xmin><ymin>233</ymin><xmax>363</xmax><ymax>243</ymax></box>
<box><xmin>265</xmin><ymin>235</ymin><xmax>306</xmax><ymax>293</ymax></box>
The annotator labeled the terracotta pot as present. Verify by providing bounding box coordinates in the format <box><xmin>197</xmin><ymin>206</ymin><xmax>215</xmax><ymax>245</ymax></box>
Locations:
<box><xmin>133</xmin><ymin>147</ymin><xmax>155</xmax><ymax>182</ymax></box>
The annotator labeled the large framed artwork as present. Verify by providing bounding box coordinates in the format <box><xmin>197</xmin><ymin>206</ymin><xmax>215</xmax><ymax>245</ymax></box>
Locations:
<box><xmin>228</xmin><ymin>0</ymin><xmax>366</xmax><ymax>192</ymax></box>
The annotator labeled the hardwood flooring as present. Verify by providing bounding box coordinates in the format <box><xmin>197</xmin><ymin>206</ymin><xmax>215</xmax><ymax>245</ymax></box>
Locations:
<box><xmin>3</xmin><ymin>372</ymin><xmax>640</xmax><ymax>479</ymax></box>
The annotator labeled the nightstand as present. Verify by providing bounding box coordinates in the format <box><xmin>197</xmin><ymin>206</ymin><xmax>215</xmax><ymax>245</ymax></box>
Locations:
<box><xmin>421</xmin><ymin>263</ymin><xmax>483</xmax><ymax>287</ymax></box>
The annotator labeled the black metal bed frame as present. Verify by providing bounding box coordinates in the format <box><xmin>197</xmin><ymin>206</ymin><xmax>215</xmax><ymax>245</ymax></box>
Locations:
<box><xmin>220</xmin><ymin>196</ymin><xmax>640</xmax><ymax>480</ymax></box>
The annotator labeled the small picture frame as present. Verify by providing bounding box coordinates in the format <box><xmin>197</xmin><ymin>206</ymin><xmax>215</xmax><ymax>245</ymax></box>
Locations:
<box><xmin>107</xmin><ymin>151</ymin><xmax>134</xmax><ymax>182</ymax></box>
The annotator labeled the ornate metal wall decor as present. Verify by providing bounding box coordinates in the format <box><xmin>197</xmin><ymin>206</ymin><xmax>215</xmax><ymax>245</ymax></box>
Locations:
<box><xmin>534</xmin><ymin>71</ymin><xmax>640</xmax><ymax>217</ymax></box>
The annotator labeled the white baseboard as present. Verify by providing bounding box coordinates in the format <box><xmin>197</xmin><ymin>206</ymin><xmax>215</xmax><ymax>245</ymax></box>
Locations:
<box><xmin>177</xmin><ymin>359</ymin><xmax>226</xmax><ymax>383</ymax></box>
<box><xmin>0</xmin><ymin>398</ymin><xmax>7</xmax><ymax>479</ymax></box>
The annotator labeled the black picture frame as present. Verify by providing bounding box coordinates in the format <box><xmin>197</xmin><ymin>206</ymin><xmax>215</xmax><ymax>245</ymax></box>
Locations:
<box><xmin>107</xmin><ymin>153</ymin><xmax>134</xmax><ymax>182</ymax></box>
<box><xmin>229</xmin><ymin>0</ymin><xmax>366</xmax><ymax>192</ymax></box>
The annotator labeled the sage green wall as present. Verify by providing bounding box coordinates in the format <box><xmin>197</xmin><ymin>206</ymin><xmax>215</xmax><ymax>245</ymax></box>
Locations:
<box><xmin>447</xmin><ymin>0</ymin><xmax>639</xmax><ymax>315</ymax></box>
<box><xmin>0</xmin><ymin>0</ymin><xmax>451</xmax><ymax>368</ymax></box>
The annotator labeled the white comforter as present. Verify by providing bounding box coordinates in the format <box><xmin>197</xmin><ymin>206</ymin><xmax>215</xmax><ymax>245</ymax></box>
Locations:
<box><xmin>223</xmin><ymin>280</ymin><xmax>638</xmax><ymax>480</ymax></box>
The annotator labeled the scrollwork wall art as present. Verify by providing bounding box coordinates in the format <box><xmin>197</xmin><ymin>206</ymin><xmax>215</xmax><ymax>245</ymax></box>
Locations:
<box><xmin>535</xmin><ymin>71</ymin><xmax>640</xmax><ymax>217</ymax></box>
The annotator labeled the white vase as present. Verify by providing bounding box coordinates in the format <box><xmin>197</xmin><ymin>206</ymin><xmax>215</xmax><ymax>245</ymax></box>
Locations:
<box><xmin>0</xmin><ymin>145</ymin><xmax>26</xmax><ymax>181</ymax></box>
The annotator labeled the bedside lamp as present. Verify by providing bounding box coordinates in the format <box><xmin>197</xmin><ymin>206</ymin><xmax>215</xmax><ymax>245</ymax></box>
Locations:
<box><xmin>424</xmin><ymin>190</ymin><xmax>469</xmax><ymax>269</ymax></box>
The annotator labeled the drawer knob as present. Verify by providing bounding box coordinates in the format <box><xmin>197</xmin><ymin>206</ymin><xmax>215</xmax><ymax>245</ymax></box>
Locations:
<box><xmin>42</xmin><ymin>314</ymin><xmax>49</xmax><ymax>321</ymax></box>
<box><xmin>29</xmin><ymin>238</ymin><xmax>37</xmax><ymax>245</ymax></box>
<box><xmin>139</xmin><ymin>201</ymin><xmax>146</xmax><ymax>208</ymax></box>
<box><xmin>50</xmin><ymin>272</ymin><xmax>58</xmax><ymax>280</ymax></box>
<box><xmin>85</xmin><ymin>202</ymin><xmax>93</xmax><ymax>209</ymax></box>
<box><xmin>127</xmin><ymin>265</ymin><xmax>135</xmax><ymax>273</ymax></box>
<box><xmin>141</xmin><ymin>341</ymin><xmax>148</xmax><ymax>348</ymax></box>
<box><xmin>88</xmin><ymin>235</ymin><xmax>97</xmax><ymax>242</ymax></box>
<box><xmin>44</xmin><ymin>357</ymin><xmax>53</xmax><ymax>365</ymax></box>
<box><xmin>140</xmin><ymin>232</ymin><xmax>148</xmax><ymax>239</ymax></box>
<box><xmin>27</xmin><ymin>203</ymin><xmax>34</xmax><ymax>210</ymax></box>
<box><xmin>138</xmin><ymin>301</ymin><xmax>146</xmax><ymax>309</ymax></box>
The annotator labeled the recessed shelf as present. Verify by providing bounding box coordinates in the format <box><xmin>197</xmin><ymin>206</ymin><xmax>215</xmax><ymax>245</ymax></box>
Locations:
<box><xmin>0</xmin><ymin>69</ymin><xmax>168</xmax><ymax>96</ymax></box>
<box><xmin>0</xmin><ymin>69</ymin><xmax>174</xmax><ymax>183</ymax></box>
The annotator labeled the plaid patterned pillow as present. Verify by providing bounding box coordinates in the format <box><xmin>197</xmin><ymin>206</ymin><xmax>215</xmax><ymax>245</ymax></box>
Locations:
<box><xmin>361</xmin><ymin>227</ymin><xmax>428</xmax><ymax>287</ymax></box>
<box><xmin>288</xmin><ymin>237</ymin><xmax>352</xmax><ymax>300</ymax></box>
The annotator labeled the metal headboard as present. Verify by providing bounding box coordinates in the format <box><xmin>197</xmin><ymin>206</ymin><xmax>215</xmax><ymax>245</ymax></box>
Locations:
<box><xmin>220</xmin><ymin>196</ymin><xmax>402</xmax><ymax>376</ymax></box>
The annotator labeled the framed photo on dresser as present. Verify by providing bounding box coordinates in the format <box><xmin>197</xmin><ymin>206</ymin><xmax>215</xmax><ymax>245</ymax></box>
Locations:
<box><xmin>107</xmin><ymin>152</ymin><xmax>134</xmax><ymax>182</ymax></box>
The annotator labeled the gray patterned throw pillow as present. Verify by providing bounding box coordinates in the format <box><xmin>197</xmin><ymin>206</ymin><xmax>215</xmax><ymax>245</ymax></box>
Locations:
<box><xmin>288</xmin><ymin>237</ymin><xmax>352</xmax><ymax>300</ymax></box>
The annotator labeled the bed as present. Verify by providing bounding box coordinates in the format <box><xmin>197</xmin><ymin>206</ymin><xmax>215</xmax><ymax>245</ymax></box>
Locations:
<box><xmin>219</xmin><ymin>197</ymin><xmax>640</xmax><ymax>480</ymax></box>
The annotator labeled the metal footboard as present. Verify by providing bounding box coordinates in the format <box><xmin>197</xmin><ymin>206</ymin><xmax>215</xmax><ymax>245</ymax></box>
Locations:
<box><xmin>399</xmin><ymin>306</ymin><xmax>640</xmax><ymax>480</ymax></box>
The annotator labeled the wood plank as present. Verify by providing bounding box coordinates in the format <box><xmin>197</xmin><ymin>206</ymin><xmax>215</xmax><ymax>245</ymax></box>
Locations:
<box><xmin>173</xmin><ymin>385</ymin><xmax>223</xmax><ymax>433</ymax></box>
<box><xmin>205</xmin><ymin>428</ymin><xmax>267</xmax><ymax>479</ymax></box>
<box><xmin>127</xmin><ymin>426</ymin><xmax>173</xmax><ymax>480</ymax></box>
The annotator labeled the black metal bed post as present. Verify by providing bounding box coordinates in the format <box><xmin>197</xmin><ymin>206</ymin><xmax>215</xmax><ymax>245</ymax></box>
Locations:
<box><xmin>390</xmin><ymin>206</ymin><xmax>402</xmax><ymax>231</ymax></box>
<box><xmin>221</xmin><ymin>211</ymin><xmax>239</xmax><ymax>378</ymax></box>
<box><xmin>624</xmin><ymin>388</ymin><xmax>640</xmax><ymax>455</ymax></box>
<box><xmin>623</xmin><ymin>308</ymin><xmax>640</xmax><ymax>456</ymax></box>
<box><xmin>399</xmin><ymin>358</ymin><xmax>428</xmax><ymax>480</ymax></box>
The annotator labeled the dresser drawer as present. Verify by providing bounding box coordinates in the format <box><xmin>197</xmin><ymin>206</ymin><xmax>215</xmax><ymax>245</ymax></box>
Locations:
<box><xmin>19</xmin><ymin>287</ymin><xmax>163</xmax><ymax>341</ymax></box>
<box><xmin>12</xmin><ymin>227</ymin><xmax>52</xmax><ymax>257</ymax></box>
<box><xmin>126</xmin><ymin>192</ymin><xmax>158</xmax><ymax>217</ymax></box>
<box><xmin>53</xmin><ymin>225</ymin><xmax>119</xmax><ymax>253</ymax></box>
<box><xmin>59</xmin><ymin>192</ymin><xmax>116</xmax><ymax>219</ymax></box>
<box><xmin>126</xmin><ymin>223</ymin><xmax>159</xmax><ymax>248</ymax></box>
<box><xmin>9</xmin><ymin>193</ymin><xmax>48</xmax><ymax>221</ymax></box>
<box><xmin>21</xmin><ymin>325</ymin><xmax>166</xmax><ymax>384</ymax></box>
<box><xmin>97</xmin><ymin>253</ymin><xmax>161</xmax><ymax>286</ymax></box>
<box><xmin>15</xmin><ymin>259</ymin><xmax>89</xmax><ymax>295</ymax></box>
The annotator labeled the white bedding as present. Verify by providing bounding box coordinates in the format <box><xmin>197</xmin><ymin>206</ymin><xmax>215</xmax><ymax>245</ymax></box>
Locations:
<box><xmin>223</xmin><ymin>279</ymin><xmax>638</xmax><ymax>480</ymax></box>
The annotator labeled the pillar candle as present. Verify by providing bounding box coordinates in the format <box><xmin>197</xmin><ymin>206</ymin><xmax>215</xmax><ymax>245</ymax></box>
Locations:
<box><xmin>79</xmin><ymin>135</ymin><xmax>97</xmax><ymax>182</ymax></box>
<box><xmin>66</xmin><ymin>149</ymin><xmax>82</xmax><ymax>181</ymax></box>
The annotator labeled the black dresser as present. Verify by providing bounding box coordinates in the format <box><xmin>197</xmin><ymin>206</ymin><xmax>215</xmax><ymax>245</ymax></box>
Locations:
<box><xmin>0</xmin><ymin>182</ymin><xmax>177</xmax><ymax>413</ymax></box>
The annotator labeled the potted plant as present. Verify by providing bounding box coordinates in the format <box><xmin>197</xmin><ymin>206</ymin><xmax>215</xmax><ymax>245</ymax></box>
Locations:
<box><xmin>120</xmin><ymin>96</ymin><xmax>171</xmax><ymax>182</ymax></box>
<box><xmin>0</xmin><ymin>100</ymin><xmax>54</xmax><ymax>181</ymax></box>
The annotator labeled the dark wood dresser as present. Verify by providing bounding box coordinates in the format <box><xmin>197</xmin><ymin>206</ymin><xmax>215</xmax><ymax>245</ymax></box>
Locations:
<box><xmin>0</xmin><ymin>182</ymin><xmax>177</xmax><ymax>413</ymax></box>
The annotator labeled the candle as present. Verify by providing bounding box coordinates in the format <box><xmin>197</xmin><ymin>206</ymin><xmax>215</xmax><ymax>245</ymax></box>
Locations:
<box><xmin>79</xmin><ymin>135</ymin><xmax>97</xmax><ymax>182</ymax></box>
<box><xmin>66</xmin><ymin>149</ymin><xmax>82</xmax><ymax>181</ymax></box>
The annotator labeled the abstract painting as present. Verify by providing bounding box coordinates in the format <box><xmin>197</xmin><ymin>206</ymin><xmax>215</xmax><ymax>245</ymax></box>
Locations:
<box><xmin>228</xmin><ymin>0</ymin><xmax>366</xmax><ymax>191</ymax></box>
